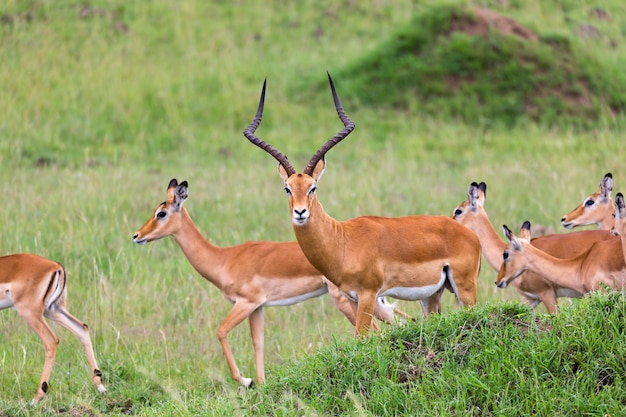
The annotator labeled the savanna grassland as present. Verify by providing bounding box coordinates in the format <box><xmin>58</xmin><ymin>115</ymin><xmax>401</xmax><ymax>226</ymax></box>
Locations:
<box><xmin>1</xmin><ymin>0</ymin><xmax>626</xmax><ymax>415</ymax></box>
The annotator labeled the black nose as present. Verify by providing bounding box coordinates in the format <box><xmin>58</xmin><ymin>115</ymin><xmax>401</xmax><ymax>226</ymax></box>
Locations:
<box><xmin>295</xmin><ymin>208</ymin><xmax>307</xmax><ymax>216</ymax></box>
<box><xmin>133</xmin><ymin>233</ymin><xmax>138</xmax><ymax>239</ymax></box>
<box><xmin>560</xmin><ymin>217</ymin><xmax>565</xmax><ymax>222</ymax></box>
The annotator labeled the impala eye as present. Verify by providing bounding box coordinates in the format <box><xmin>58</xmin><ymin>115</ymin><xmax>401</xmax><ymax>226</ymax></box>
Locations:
<box><xmin>308</xmin><ymin>187</ymin><xmax>317</xmax><ymax>195</ymax></box>
<box><xmin>284</xmin><ymin>187</ymin><xmax>292</xmax><ymax>196</ymax></box>
<box><xmin>503</xmin><ymin>251</ymin><xmax>509</xmax><ymax>261</ymax></box>
<box><xmin>156</xmin><ymin>211</ymin><xmax>167</xmax><ymax>219</ymax></box>
<box><xmin>454</xmin><ymin>209</ymin><xmax>463</xmax><ymax>216</ymax></box>
<box><xmin>585</xmin><ymin>199</ymin><xmax>595</xmax><ymax>206</ymax></box>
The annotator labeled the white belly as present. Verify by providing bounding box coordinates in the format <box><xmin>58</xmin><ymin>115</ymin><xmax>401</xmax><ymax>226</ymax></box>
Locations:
<box><xmin>0</xmin><ymin>287</ymin><xmax>14</xmax><ymax>310</ymax></box>
<box><xmin>265</xmin><ymin>287</ymin><xmax>328</xmax><ymax>307</ymax></box>
<box><xmin>379</xmin><ymin>270</ymin><xmax>447</xmax><ymax>301</ymax></box>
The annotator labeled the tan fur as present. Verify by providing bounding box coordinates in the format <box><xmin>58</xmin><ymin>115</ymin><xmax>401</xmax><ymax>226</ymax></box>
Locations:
<box><xmin>133</xmin><ymin>179</ymin><xmax>405</xmax><ymax>386</ymax></box>
<box><xmin>561</xmin><ymin>173</ymin><xmax>615</xmax><ymax>230</ymax></box>
<box><xmin>0</xmin><ymin>254</ymin><xmax>105</xmax><ymax>404</ymax></box>
<box><xmin>452</xmin><ymin>182</ymin><xmax>615</xmax><ymax>313</ymax></box>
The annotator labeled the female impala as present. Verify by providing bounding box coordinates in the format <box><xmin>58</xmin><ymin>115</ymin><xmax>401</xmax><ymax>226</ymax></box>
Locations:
<box><xmin>243</xmin><ymin>74</ymin><xmax>481</xmax><ymax>335</ymax></box>
<box><xmin>452</xmin><ymin>181</ymin><xmax>615</xmax><ymax>313</ymax></box>
<box><xmin>496</xmin><ymin>218</ymin><xmax>626</xmax><ymax>295</ymax></box>
<box><xmin>0</xmin><ymin>254</ymin><xmax>106</xmax><ymax>404</ymax></box>
<box><xmin>133</xmin><ymin>179</ymin><xmax>402</xmax><ymax>387</ymax></box>
<box><xmin>561</xmin><ymin>173</ymin><xmax>615</xmax><ymax>230</ymax></box>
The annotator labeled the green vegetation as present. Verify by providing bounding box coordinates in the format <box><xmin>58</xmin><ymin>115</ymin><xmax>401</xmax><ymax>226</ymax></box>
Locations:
<box><xmin>337</xmin><ymin>4</ymin><xmax>626</xmax><ymax>129</ymax></box>
<box><xmin>0</xmin><ymin>0</ymin><xmax>625</xmax><ymax>415</ymax></box>
<box><xmin>254</xmin><ymin>293</ymin><xmax>626</xmax><ymax>415</ymax></box>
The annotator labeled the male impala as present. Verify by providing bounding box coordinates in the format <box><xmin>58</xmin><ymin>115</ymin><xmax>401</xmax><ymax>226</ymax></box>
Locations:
<box><xmin>243</xmin><ymin>74</ymin><xmax>481</xmax><ymax>335</ymax></box>
<box><xmin>0</xmin><ymin>254</ymin><xmax>106</xmax><ymax>404</ymax></box>
<box><xmin>561</xmin><ymin>173</ymin><xmax>615</xmax><ymax>230</ymax></box>
<box><xmin>496</xmin><ymin>219</ymin><xmax>626</xmax><ymax>295</ymax></box>
<box><xmin>133</xmin><ymin>179</ymin><xmax>402</xmax><ymax>386</ymax></box>
<box><xmin>452</xmin><ymin>181</ymin><xmax>615</xmax><ymax>313</ymax></box>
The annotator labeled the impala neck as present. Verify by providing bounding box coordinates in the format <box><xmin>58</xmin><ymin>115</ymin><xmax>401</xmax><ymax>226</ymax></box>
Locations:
<box><xmin>465</xmin><ymin>209</ymin><xmax>506</xmax><ymax>272</ymax></box>
<box><xmin>598</xmin><ymin>215</ymin><xmax>615</xmax><ymax>231</ymax></box>
<box><xmin>292</xmin><ymin>198</ymin><xmax>343</xmax><ymax>280</ymax></box>
<box><xmin>171</xmin><ymin>208</ymin><xmax>226</xmax><ymax>289</ymax></box>
<box><xmin>522</xmin><ymin>245</ymin><xmax>585</xmax><ymax>293</ymax></box>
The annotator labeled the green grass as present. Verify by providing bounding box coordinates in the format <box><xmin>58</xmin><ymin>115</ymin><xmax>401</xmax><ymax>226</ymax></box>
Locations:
<box><xmin>1</xmin><ymin>0</ymin><xmax>626</xmax><ymax>415</ymax></box>
<box><xmin>252</xmin><ymin>293</ymin><xmax>626</xmax><ymax>416</ymax></box>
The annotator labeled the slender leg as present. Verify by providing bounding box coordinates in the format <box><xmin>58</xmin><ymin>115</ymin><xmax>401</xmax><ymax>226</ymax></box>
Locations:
<box><xmin>12</xmin><ymin>303</ymin><xmax>59</xmax><ymax>404</ymax></box>
<box><xmin>354</xmin><ymin>291</ymin><xmax>377</xmax><ymax>336</ymax></box>
<box><xmin>46</xmin><ymin>301</ymin><xmax>106</xmax><ymax>394</ymax></box>
<box><xmin>537</xmin><ymin>290</ymin><xmax>558</xmax><ymax>314</ymax></box>
<box><xmin>217</xmin><ymin>300</ymin><xmax>262</xmax><ymax>386</ymax></box>
<box><xmin>248</xmin><ymin>307</ymin><xmax>265</xmax><ymax>384</ymax></box>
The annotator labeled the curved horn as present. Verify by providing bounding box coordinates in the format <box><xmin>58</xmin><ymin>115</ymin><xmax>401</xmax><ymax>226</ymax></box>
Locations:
<box><xmin>243</xmin><ymin>79</ymin><xmax>296</xmax><ymax>177</ymax></box>
<box><xmin>303</xmin><ymin>72</ymin><xmax>356</xmax><ymax>176</ymax></box>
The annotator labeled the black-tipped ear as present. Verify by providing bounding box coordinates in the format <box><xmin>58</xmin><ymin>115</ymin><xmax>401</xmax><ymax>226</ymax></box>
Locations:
<box><xmin>478</xmin><ymin>182</ymin><xmax>487</xmax><ymax>196</ymax></box>
<box><xmin>168</xmin><ymin>178</ymin><xmax>178</xmax><ymax>190</ymax></box>
<box><xmin>503</xmin><ymin>225</ymin><xmax>512</xmax><ymax>241</ymax></box>
<box><xmin>616</xmin><ymin>193</ymin><xmax>625</xmax><ymax>211</ymax></box>
<box><xmin>605</xmin><ymin>173</ymin><xmax>613</xmax><ymax>179</ymax></box>
<box><xmin>521</xmin><ymin>220</ymin><xmax>531</xmax><ymax>232</ymax></box>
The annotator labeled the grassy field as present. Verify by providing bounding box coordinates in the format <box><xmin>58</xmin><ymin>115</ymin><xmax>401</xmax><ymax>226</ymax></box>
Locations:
<box><xmin>1</xmin><ymin>0</ymin><xmax>626</xmax><ymax>415</ymax></box>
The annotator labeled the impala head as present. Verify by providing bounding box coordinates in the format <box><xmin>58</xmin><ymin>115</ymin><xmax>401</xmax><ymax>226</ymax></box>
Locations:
<box><xmin>452</xmin><ymin>181</ymin><xmax>487</xmax><ymax>222</ymax></box>
<box><xmin>611</xmin><ymin>192</ymin><xmax>626</xmax><ymax>236</ymax></box>
<box><xmin>561</xmin><ymin>172</ymin><xmax>614</xmax><ymax>229</ymax></box>
<box><xmin>133</xmin><ymin>179</ymin><xmax>188</xmax><ymax>244</ymax></box>
<box><xmin>495</xmin><ymin>221</ymin><xmax>532</xmax><ymax>288</ymax></box>
<box><xmin>243</xmin><ymin>72</ymin><xmax>355</xmax><ymax>227</ymax></box>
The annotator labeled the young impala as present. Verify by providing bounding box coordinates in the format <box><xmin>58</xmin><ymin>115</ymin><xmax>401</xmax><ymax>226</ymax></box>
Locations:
<box><xmin>561</xmin><ymin>173</ymin><xmax>615</xmax><ymax>231</ymax></box>
<box><xmin>452</xmin><ymin>181</ymin><xmax>615</xmax><ymax>313</ymax></box>
<box><xmin>133</xmin><ymin>179</ymin><xmax>402</xmax><ymax>386</ymax></box>
<box><xmin>0</xmin><ymin>254</ymin><xmax>106</xmax><ymax>404</ymax></box>
<box><xmin>243</xmin><ymin>74</ymin><xmax>481</xmax><ymax>335</ymax></box>
<box><xmin>496</xmin><ymin>217</ymin><xmax>626</xmax><ymax>295</ymax></box>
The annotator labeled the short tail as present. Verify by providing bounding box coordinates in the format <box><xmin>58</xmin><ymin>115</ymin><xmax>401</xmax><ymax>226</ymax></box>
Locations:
<box><xmin>43</xmin><ymin>267</ymin><xmax>67</xmax><ymax>312</ymax></box>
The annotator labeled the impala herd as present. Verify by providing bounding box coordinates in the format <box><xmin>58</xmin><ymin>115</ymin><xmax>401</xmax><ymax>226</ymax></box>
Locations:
<box><xmin>3</xmin><ymin>75</ymin><xmax>625</xmax><ymax>403</ymax></box>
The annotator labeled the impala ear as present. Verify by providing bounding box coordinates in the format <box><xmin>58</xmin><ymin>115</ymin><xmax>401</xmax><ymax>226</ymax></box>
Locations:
<box><xmin>173</xmin><ymin>181</ymin><xmax>189</xmax><ymax>211</ymax></box>
<box><xmin>278</xmin><ymin>163</ymin><xmax>291</xmax><ymax>183</ymax></box>
<box><xmin>601</xmin><ymin>173</ymin><xmax>613</xmax><ymax>201</ymax></box>
<box><xmin>519</xmin><ymin>221</ymin><xmax>531</xmax><ymax>241</ymax></box>
<box><xmin>311</xmin><ymin>157</ymin><xmax>326</xmax><ymax>182</ymax></box>
<box><xmin>616</xmin><ymin>192</ymin><xmax>625</xmax><ymax>215</ymax></box>
<box><xmin>468</xmin><ymin>182</ymin><xmax>480</xmax><ymax>210</ymax></box>
<box><xmin>167</xmin><ymin>179</ymin><xmax>178</xmax><ymax>200</ymax></box>
<box><xmin>502</xmin><ymin>225</ymin><xmax>513</xmax><ymax>242</ymax></box>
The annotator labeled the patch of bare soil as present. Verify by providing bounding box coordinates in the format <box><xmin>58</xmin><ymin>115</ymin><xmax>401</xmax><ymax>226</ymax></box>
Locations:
<box><xmin>451</xmin><ymin>6</ymin><xmax>538</xmax><ymax>41</ymax></box>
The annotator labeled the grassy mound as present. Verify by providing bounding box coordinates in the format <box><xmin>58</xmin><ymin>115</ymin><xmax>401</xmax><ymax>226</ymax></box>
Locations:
<box><xmin>252</xmin><ymin>292</ymin><xmax>626</xmax><ymax>415</ymax></box>
<box><xmin>336</xmin><ymin>5</ymin><xmax>626</xmax><ymax>129</ymax></box>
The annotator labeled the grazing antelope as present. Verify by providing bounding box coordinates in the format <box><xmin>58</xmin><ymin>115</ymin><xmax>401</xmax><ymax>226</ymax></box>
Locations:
<box><xmin>496</xmin><ymin>218</ymin><xmax>626</xmax><ymax>295</ymax></box>
<box><xmin>561</xmin><ymin>173</ymin><xmax>615</xmax><ymax>230</ymax></box>
<box><xmin>133</xmin><ymin>179</ymin><xmax>402</xmax><ymax>386</ymax></box>
<box><xmin>243</xmin><ymin>74</ymin><xmax>481</xmax><ymax>335</ymax></box>
<box><xmin>0</xmin><ymin>254</ymin><xmax>106</xmax><ymax>404</ymax></box>
<box><xmin>452</xmin><ymin>181</ymin><xmax>615</xmax><ymax>313</ymax></box>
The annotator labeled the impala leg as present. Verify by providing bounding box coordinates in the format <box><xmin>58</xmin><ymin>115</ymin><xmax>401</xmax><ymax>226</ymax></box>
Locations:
<box><xmin>423</xmin><ymin>289</ymin><xmax>444</xmax><ymax>316</ymax></box>
<box><xmin>354</xmin><ymin>291</ymin><xmax>377</xmax><ymax>336</ymax></box>
<box><xmin>13</xmin><ymin>304</ymin><xmax>59</xmax><ymax>404</ymax></box>
<box><xmin>46</xmin><ymin>303</ymin><xmax>106</xmax><ymax>394</ymax></box>
<box><xmin>248</xmin><ymin>307</ymin><xmax>265</xmax><ymax>384</ymax></box>
<box><xmin>517</xmin><ymin>291</ymin><xmax>541</xmax><ymax>310</ymax></box>
<box><xmin>217</xmin><ymin>300</ymin><xmax>261</xmax><ymax>387</ymax></box>
<box><xmin>536</xmin><ymin>290</ymin><xmax>558</xmax><ymax>314</ymax></box>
